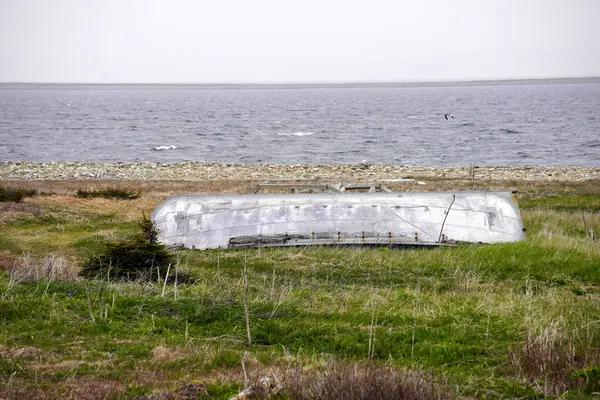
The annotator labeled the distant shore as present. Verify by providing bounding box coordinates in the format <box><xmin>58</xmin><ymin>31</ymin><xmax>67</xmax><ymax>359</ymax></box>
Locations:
<box><xmin>2</xmin><ymin>77</ymin><xmax>599</xmax><ymax>90</ymax></box>
<box><xmin>1</xmin><ymin>162</ymin><xmax>598</xmax><ymax>182</ymax></box>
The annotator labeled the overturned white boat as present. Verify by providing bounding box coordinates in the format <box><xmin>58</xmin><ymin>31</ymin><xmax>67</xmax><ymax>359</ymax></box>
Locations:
<box><xmin>152</xmin><ymin>191</ymin><xmax>525</xmax><ymax>250</ymax></box>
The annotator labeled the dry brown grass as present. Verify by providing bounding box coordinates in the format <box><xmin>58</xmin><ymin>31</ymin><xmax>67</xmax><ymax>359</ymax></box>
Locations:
<box><xmin>0</xmin><ymin>202</ymin><xmax>42</xmax><ymax>225</ymax></box>
<box><xmin>0</xmin><ymin>345</ymin><xmax>45</xmax><ymax>360</ymax></box>
<box><xmin>151</xmin><ymin>345</ymin><xmax>190</xmax><ymax>362</ymax></box>
<box><xmin>152</xmin><ymin>383</ymin><xmax>209</xmax><ymax>399</ymax></box>
<box><xmin>0</xmin><ymin>377</ymin><xmax>125</xmax><ymax>400</ymax></box>
<box><xmin>28</xmin><ymin>194</ymin><xmax>152</xmax><ymax>218</ymax></box>
<box><xmin>0</xmin><ymin>179</ymin><xmax>257</xmax><ymax>223</ymax></box>
<box><xmin>0</xmin><ymin>175</ymin><xmax>600</xmax><ymax>208</ymax></box>
<box><xmin>0</xmin><ymin>179</ymin><xmax>256</xmax><ymax>198</ymax></box>
<box><xmin>279</xmin><ymin>362</ymin><xmax>448</xmax><ymax>400</ymax></box>
<box><xmin>9</xmin><ymin>254</ymin><xmax>80</xmax><ymax>283</ymax></box>
<box><xmin>4</xmin><ymin>177</ymin><xmax>598</xmax><ymax>200</ymax></box>
<box><xmin>510</xmin><ymin>320</ymin><xmax>600</xmax><ymax>397</ymax></box>
<box><xmin>30</xmin><ymin>360</ymin><xmax>91</xmax><ymax>372</ymax></box>
<box><xmin>0</xmin><ymin>253</ymin><xmax>16</xmax><ymax>271</ymax></box>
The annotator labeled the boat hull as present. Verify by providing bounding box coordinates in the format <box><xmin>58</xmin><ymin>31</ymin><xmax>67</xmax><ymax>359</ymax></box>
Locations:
<box><xmin>152</xmin><ymin>191</ymin><xmax>525</xmax><ymax>250</ymax></box>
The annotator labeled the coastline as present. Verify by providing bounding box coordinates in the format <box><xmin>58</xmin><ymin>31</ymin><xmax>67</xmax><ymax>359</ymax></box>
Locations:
<box><xmin>3</xmin><ymin>77</ymin><xmax>599</xmax><ymax>90</ymax></box>
<box><xmin>1</xmin><ymin>162</ymin><xmax>599</xmax><ymax>181</ymax></box>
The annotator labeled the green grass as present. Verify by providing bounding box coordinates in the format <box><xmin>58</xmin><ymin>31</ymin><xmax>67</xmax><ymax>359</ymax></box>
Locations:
<box><xmin>520</xmin><ymin>195</ymin><xmax>600</xmax><ymax>212</ymax></box>
<box><xmin>0</xmin><ymin>181</ymin><xmax>599</xmax><ymax>399</ymax></box>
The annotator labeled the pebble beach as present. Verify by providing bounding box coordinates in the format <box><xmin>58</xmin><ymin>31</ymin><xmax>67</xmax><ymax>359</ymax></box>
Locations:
<box><xmin>1</xmin><ymin>162</ymin><xmax>598</xmax><ymax>182</ymax></box>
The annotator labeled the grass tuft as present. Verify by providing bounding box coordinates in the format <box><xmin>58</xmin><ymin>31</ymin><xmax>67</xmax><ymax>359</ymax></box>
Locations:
<box><xmin>281</xmin><ymin>362</ymin><xmax>448</xmax><ymax>400</ymax></box>
<box><xmin>510</xmin><ymin>320</ymin><xmax>600</xmax><ymax>397</ymax></box>
<box><xmin>8</xmin><ymin>253</ymin><xmax>79</xmax><ymax>284</ymax></box>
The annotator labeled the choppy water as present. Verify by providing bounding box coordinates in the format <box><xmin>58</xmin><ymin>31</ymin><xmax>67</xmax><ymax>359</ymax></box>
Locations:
<box><xmin>1</xmin><ymin>82</ymin><xmax>599</xmax><ymax>166</ymax></box>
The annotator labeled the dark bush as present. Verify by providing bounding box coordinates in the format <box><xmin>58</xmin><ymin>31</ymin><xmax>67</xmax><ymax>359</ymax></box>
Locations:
<box><xmin>19</xmin><ymin>188</ymin><xmax>38</xmax><ymax>197</ymax></box>
<box><xmin>0</xmin><ymin>187</ymin><xmax>23</xmax><ymax>203</ymax></box>
<box><xmin>80</xmin><ymin>240</ymin><xmax>172</xmax><ymax>281</ymax></box>
<box><xmin>0</xmin><ymin>186</ymin><xmax>38</xmax><ymax>203</ymax></box>
<box><xmin>75</xmin><ymin>187</ymin><xmax>140</xmax><ymax>200</ymax></box>
<box><xmin>80</xmin><ymin>214</ymin><xmax>193</xmax><ymax>283</ymax></box>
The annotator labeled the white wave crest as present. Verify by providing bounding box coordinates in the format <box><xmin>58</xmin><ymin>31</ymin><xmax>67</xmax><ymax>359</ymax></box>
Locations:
<box><xmin>277</xmin><ymin>131</ymin><xmax>315</xmax><ymax>137</ymax></box>
<box><xmin>152</xmin><ymin>145</ymin><xmax>178</xmax><ymax>151</ymax></box>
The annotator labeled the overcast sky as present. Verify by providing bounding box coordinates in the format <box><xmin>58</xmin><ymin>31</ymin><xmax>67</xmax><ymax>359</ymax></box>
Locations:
<box><xmin>1</xmin><ymin>0</ymin><xmax>599</xmax><ymax>83</ymax></box>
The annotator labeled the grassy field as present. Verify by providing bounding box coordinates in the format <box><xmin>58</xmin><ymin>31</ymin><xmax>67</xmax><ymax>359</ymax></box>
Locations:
<box><xmin>1</xmin><ymin>177</ymin><xmax>599</xmax><ymax>399</ymax></box>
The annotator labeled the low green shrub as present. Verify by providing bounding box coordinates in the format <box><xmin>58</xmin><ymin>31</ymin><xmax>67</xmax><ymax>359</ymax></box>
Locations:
<box><xmin>75</xmin><ymin>187</ymin><xmax>140</xmax><ymax>200</ymax></box>
<box><xmin>80</xmin><ymin>240</ymin><xmax>172</xmax><ymax>281</ymax></box>
<box><xmin>0</xmin><ymin>186</ymin><xmax>38</xmax><ymax>202</ymax></box>
<box><xmin>79</xmin><ymin>214</ymin><xmax>192</xmax><ymax>283</ymax></box>
<box><xmin>0</xmin><ymin>187</ymin><xmax>23</xmax><ymax>203</ymax></box>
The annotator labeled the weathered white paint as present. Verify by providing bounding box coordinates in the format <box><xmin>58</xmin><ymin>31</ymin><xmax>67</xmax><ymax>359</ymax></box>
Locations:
<box><xmin>151</xmin><ymin>191</ymin><xmax>525</xmax><ymax>250</ymax></box>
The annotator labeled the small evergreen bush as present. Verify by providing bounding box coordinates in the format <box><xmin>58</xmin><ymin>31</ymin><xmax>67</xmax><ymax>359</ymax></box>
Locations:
<box><xmin>81</xmin><ymin>213</ymin><xmax>173</xmax><ymax>281</ymax></box>
<box><xmin>138</xmin><ymin>212</ymin><xmax>159</xmax><ymax>244</ymax></box>
<box><xmin>80</xmin><ymin>240</ymin><xmax>172</xmax><ymax>281</ymax></box>
<box><xmin>79</xmin><ymin>214</ymin><xmax>192</xmax><ymax>282</ymax></box>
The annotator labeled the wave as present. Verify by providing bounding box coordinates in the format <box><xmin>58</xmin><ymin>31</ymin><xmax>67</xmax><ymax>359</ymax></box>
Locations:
<box><xmin>499</xmin><ymin>128</ymin><xmax>521</xmax><ymax>134</ymax></box>
<box><xmin>582</xmin><ymin>140</ymin><xmax>600</xmax><ymax>148</ymax></box>
<box><xmin>277</xmin><ymin>131</ymin><xmax>315</xmax><ymax>137</ymax></box>
<box><xmin>152</xmin><ymin>145</ymin><xmax>178</xmax><ymax>151</ymax></box>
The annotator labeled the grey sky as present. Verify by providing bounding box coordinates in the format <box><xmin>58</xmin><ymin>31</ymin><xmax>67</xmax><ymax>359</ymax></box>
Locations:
<box><xmin>1</xmin><ymin>0</ymin><xmax>599</xmax><ymax>83</ymax></box>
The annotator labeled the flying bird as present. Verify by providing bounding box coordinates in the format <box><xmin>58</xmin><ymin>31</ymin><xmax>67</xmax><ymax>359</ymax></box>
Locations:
<box><xmin>444</xmin><ymin>113</ymin><xmax>455</xmax><ymax>120</ymax></box>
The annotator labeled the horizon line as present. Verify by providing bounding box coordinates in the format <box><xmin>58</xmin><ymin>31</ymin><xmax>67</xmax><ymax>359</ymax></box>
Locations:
<box><xmin>2</xmin><ymin>76</ymin><xmax>600</xmax><ymax>87</ymax></box>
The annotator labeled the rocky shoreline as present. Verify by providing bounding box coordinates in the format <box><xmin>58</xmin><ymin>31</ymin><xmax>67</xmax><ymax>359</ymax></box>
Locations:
<box><xmin>1</xmin><ymin>162</ymin><xmax>598</xmax><ymax>182</ymax></box>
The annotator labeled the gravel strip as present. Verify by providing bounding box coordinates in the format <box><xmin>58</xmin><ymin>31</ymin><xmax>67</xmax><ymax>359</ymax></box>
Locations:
<box><xmin>1</xmin><ymin>162</ymin><xmax>599</xmax><ymax>181</ymax></box>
